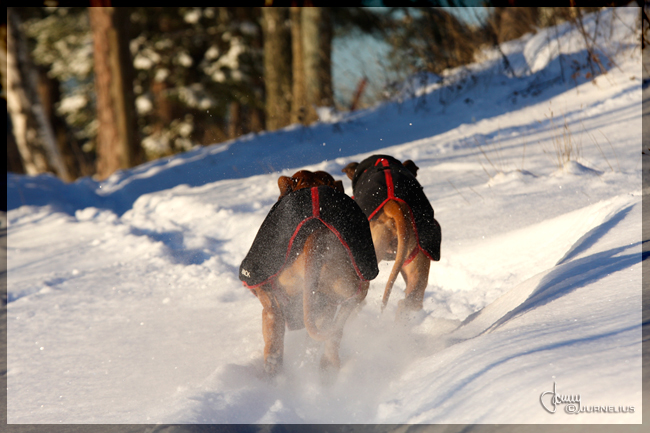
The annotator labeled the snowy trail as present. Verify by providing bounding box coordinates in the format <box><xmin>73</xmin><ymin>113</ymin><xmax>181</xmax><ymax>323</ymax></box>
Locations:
<box><xmin>9</xmin><ymin>185</ymin><xmax>640</xmax><ymax>424</ymax></box>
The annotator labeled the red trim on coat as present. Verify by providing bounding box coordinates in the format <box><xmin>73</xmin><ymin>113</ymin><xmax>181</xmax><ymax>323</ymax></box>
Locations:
<box><xmin>403</xmin><ymin>246</ymin><xmax>421</xmax><ymax>266</ymax></box>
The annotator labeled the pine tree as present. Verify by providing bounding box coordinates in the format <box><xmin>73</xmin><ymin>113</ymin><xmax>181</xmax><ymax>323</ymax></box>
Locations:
<box><xmin>131</xmin><ymin>7</ymin><xmax>265</xmax><ymax>154</ymax></box>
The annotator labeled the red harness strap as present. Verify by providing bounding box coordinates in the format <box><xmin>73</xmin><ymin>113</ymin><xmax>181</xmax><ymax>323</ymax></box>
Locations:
<box><xmin>367</xmin><ymin>158</ymin><xmax>436</xmax><ymax>264</ymax></box>
<box><xmin>376</xmin><ymin>158</ymin><xmax>395</xmax><ymax>198</ymax></box>
<box><xmin>311</xmin><ymin>187</ymin><xmax>320</xmax><ymax>217</ymax></box>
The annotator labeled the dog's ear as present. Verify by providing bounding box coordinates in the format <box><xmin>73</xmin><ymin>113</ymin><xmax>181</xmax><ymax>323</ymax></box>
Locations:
<box><xmin>341</xmin><ymin>162</ymin><xmax>358</xmax><ymax>180</ymax></box>
<box><xmin>333</xmin><ymin>180</ymin><xmax>345</xmax><ymax>195</ymax></box>
<box><xmin>313</xmin><ymin>171</ymin><xmax>336</xmax><ymax>186</ymax></box>
<box><xmin>403</xmin><ymin>160</ymin><xmax>419</xmax><ymax>177</ymax></box>
<box><xmin>277</xmin><ymin>176</ymin><xmax>294</xmax><ymax>200</ymax></box>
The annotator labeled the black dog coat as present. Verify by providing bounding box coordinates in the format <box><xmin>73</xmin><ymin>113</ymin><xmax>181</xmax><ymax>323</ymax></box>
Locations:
<box><xmin>239</xmin><ymin>185</ymin><xmax>379</xmax><ymax>288</ymax></box>
<box><xmin>351</xmin><ymin>154</ymin><xmax>441</xmax><ymax>262</ymax></box>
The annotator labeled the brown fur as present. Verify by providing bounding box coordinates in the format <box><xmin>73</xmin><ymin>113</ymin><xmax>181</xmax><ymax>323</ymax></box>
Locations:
<box><xmin>251</xmin><ymin>170</ymin><xmax>368</xmax><ymax>378</ymax></box>
<box><xmin>342</xmin><ymin>159</ymin><xmax>430</xmax><ymax>320</ymax></box>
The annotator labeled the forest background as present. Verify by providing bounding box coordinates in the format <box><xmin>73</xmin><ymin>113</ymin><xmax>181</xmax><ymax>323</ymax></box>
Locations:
<box><xmin>3</xmin><ymin>2</ymin><xmax>643</xmax><ymax>185</ymax></box>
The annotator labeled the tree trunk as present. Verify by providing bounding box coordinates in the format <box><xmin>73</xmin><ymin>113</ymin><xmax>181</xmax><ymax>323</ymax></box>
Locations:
<box><xmin>150</xmin><ymin>77</ymin><xmax>175</xmax><ymax>149</ymax></box>
<box><xmin>5</xmin><ymin>8</ymin><xmax>71</xmax><ymax>181</ymax></box>
<box><xmin>262</xmin><ymin>7</ymin><xmax>292</xmax><ymax>131</ymax></box>
<box><xmin>37</xmin><ymin>68</ymin><xmax>96</xmax><ymax>179</ymax></box>
<box><xmin>89</xmin><ymin>6</ymin><xmax>142</xmax><ymax>180</ymax></box>
<box><xmin>228</xmin><ymin>100</ymin><xmax>242</xmax><ymax>139</ymax></box>
<box><xmin>301</xmin><ymin>7</ymin><xmax>333</xmax><ymax>124</ymax></box>
<box><xmin>319</xmin><ymin>7</ymin><xmax>333</xmax><ymax>108</ymax></box>
<box><xmin>290</xmin><ymin>7</ymin><xmax>307</xmax><ymax>125</ymax></box>
<box><xmin>246</xmin><ymin>8</ymin><xmax>265</xmax><ymax>134</ymax></box>
<box><xmin>249</xmin><ymin>105</ymin><xmax>265</xmax><ymax>134</ymax></box>
<box><xmin>6</xmin><ymin>101</ymin><xmax>25</xmax><ymax>174</ymax></box>
<box><xmin>1</xmin><ymin>21</ymin><xmax>24</xmax><ymax>174</ymax></box>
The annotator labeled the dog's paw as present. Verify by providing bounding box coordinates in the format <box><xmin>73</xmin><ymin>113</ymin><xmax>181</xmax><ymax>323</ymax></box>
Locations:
<box><xmin>319</xmin><ymin>356</ymin><xmax>340</xmax><ymax>386</ymax></box>
<box><xmin>263</xmin><ymin>353</ymin><xmax>283</xmax><ymax>378</ymax></box>
<box><xmin>396</xmin><ymin>301</ymin><xmax>427</xmax><ymax>325</ymax></box>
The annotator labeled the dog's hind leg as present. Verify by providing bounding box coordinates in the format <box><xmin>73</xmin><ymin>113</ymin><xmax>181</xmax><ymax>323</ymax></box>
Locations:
<box><xmin>396</xmin><ymin>251</ymin><xmax>430</xmax><ymax>320</ymax></box>
<box><xmin>302</xmin><ymin>230</ymin><xmax>338</xmax><ymax>342</ymax></box>
<box><xmin>256</xmin><ymin>285</ymin><xmax>285</xmax><ymax>377</ymax></box>
<box><xmin>320</xmin><ymin>281</ymin><xmax>369</xmax><ymax>382</ymax></box>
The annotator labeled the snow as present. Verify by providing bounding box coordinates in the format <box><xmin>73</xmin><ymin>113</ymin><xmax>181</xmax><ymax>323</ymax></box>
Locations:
<box><xmin>4</xmin><ymin>8</ymin><xmax>644</xmax><ymax>425</ymax></box>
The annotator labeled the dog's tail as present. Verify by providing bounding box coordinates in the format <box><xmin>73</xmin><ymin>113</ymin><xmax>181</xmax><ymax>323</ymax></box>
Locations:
<box><xmin>381</xmin><ymin>200</ymin><xmax>411</xmax><ymax>312</ymax></box>
<box><xmin>302</xmin><ymin>229</ymin><xmax>336</xmax><ymax>342</ymax></box>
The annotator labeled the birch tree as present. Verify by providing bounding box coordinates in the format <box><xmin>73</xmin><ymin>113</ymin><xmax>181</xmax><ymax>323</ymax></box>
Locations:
<box><xmin>5</xmin><ymin>8</ymin><xmax>71</xmax><ymax>180</ymax></box>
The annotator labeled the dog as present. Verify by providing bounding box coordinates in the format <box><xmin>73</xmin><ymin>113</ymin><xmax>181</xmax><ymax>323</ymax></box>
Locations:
<box><xmin>342</xmin><ymin>155</ymin><xmax>441</xmax><ymax>320</ymax></box>
<box><xmin>239</xmin><ymin>170</ymin><xmax>378</xmax><ymax>378</ymax></box>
